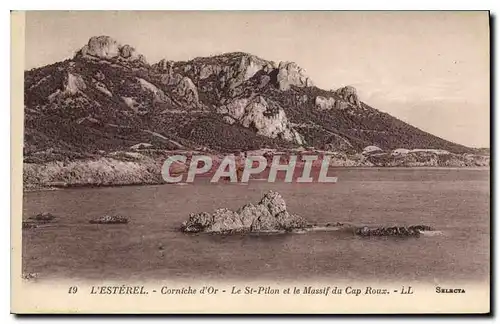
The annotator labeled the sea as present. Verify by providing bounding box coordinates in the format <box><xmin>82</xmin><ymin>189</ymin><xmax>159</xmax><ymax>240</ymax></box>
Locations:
<box><xmin>22</xmin><ymin>168</ymin><xmax>490</xmax><ymax>284</ymax></box>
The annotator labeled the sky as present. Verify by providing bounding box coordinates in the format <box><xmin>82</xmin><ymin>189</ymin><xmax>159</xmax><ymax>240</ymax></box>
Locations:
<box><xmin>24</xmin><ymin>11</ymin><xmax>490</xmax><ymax>148</ymax></box>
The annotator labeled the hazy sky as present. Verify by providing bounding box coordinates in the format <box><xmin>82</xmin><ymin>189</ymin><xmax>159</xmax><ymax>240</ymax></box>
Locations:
<box><xmin>25</xmin><ymin>11</ymin><xmax>490</xmax><ymax>147</ymax></box>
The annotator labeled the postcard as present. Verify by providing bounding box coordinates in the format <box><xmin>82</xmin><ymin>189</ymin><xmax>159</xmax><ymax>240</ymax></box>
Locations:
<box><xmin>11</xmin><ymin>10</ymin><xmax>490</xmax><ymax>314</ymax></box>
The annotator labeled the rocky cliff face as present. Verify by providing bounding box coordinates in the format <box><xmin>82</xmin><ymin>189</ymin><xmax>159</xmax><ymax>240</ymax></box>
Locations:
<box><xmin>276</xmin><ymin>61</ymin><xmax>313</xmax><ymax>91</ymax></box>
<box><xmin>23</xmin><ymin>35</ymin><xmax>477</xmax><ymax>163</ymax></box>
<box><xmin>217</xmin><ymin>96</ymin><xmax>304</xmax><ymax>144</ymax></box>
<box><xmin>335</xmin><ymin>86</ymin><xmax>361</xmax><ymax>108</ymax></box>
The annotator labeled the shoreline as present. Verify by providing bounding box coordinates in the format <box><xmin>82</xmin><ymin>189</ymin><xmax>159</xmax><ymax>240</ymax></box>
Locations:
<box><xmin>23</xmin><ymin>165</ymin><xmax>490</xmax><ymax>193</ymax></box>
<box><xmin>22</xmin><ymin>147</ymin><xmax>490</xmax><ymax>193</ymax></box>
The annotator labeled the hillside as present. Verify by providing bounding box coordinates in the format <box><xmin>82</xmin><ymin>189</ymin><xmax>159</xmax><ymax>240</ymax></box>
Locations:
<box><xmin>24</xmin><ymin>35</ymin><xmax>478</xmax><ymax>164</ymax></box>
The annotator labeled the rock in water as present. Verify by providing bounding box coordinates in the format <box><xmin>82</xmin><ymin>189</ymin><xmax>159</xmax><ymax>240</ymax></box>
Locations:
<box><xmin>22</xmin><ymin>221</ymin><xmax>38</xmax><ymax>229</ymax></box>
<box><xmin>24</xmin><ymin>212</ymin><xmax>57</xmax><ymax>229</ymax></box>
<box><xmin>89</xmin><ymin>215</ymin><xmax>129</xmax><ymax>224</ymax></box>
<box><xmin>29</xmin><ymin>212</ymin><xmax>56</xmax><ymax>222</ymax></box>
<box><xmin>181</xmin><ymin>192</ymin><xmax>433</xmax><ymax>236</ymax></box>
<box><xmin>181</xmin><ymin>190</ymin><xmax>308</xmax><ymax>233</ymax></box>
<box><xmin>354</xmin><ymin>225</ymin><xmax>433</xmax><ymax>237</ymax></box>
<box><xmin>259</xmin><ymin>190</ymin><xmax>287</xmax><ymax>216</ymax></box>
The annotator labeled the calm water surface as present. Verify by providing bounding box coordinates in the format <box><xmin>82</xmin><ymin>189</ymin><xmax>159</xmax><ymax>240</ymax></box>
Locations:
<box><xmin>22</xmin><ymin>168</ymin><xmax>490</xmax><ymax>283</ymax></box>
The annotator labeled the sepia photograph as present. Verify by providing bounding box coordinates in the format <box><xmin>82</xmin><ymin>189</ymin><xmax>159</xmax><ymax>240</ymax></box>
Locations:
<box><xmin>12</xmin><ymin>10</ymin><xmax>490</xmax><ymax>314</ymax></box>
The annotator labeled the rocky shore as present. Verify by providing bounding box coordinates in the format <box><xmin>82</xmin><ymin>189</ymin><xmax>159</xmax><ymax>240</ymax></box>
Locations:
<box><xmin>22</xmin><ymin>147</ymin><xmax>489</xmax><ymax>191</ymax></box>
<box><xmin>23</xmin><ymin>154</ymin><xmax>165</xmax><ymax>191</ymax></box>
<box><xmin>181</xmin><ymin>190</ymin><xmax>434</xmax><ymax>237</ymax></box>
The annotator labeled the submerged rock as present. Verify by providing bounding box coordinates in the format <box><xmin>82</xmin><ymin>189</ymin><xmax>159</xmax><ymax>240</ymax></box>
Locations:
<box><xmin>23</xmin><ymin>212</ymin><xmax>57</xmax><ymax>229</ymax></box>
<box><xmin>22</xmin><ymin>272</ymin><xmax>38</xmax><ymax>280</ymax></box>
<box><xmin>29</xmin><ymin>212</ymin><xmax>56</xmax><ymax>222</ymax></box>
<box><xmin>354</xmin><ymin>225</ymin><xmax>433</xmax><ymax>237</ymax></box>
<box><xmin>89</xmin><ymin>215</ymin><xmax>129</xmax><ymax>224</ymax></box>
<box><xmin>22</xmin><ymin>221</ymin><xmax>38</xmax><ymax>229</ymax></box>
<box><xmin>181</xmin><ymin>190</ymin><xmax>308</xmax><ymax>233</ymax></box>
<box><xmin>326</xmin><ymin>222</ymin><xmax>344</xmax><ymax>227</ymax></box>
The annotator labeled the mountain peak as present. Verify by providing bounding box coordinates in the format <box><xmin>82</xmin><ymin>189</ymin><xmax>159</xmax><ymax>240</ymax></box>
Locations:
<box><xmin>76</xmin><ymin>36</ymin><xmax>147</xmax><ymax>64</ymax></box>
<box><xmin>24</xmin><ymin>41</ymin><xmax>474</xmax><ymax>159</ymax></box>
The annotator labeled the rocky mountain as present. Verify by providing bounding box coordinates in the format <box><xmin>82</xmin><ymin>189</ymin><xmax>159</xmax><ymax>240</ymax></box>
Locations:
<box><xmin>25</xmin><ymin>35</ymin><xmax>476</xmax><ymax>163</ymax></box>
